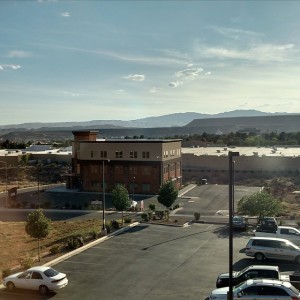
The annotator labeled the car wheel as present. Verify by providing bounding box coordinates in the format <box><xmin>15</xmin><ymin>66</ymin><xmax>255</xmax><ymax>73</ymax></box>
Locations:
<box><xmin>295</xmin><ymin>256</ymin><xmax>300</xmax><ymax>264</ymax></box>
<box><xmin>6</xmin><ymin>281</ymin><xmax>15</xmax><ymax>291</ymax></box>
<box><xmin>255</xmin><ymin>252</ymin><xmax>264</xmax><ymax>261</ymax></box>
<box><xmin>39</xmin><ymin>285</ymin><xmax>49</xmax><ymax>295</ymax></box>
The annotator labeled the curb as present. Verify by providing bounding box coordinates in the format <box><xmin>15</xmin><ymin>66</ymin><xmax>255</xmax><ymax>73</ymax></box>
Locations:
<box><xmin>45</xmin><ymin>222</ymin><xmax>140</xmax><ymax>267</ymax></box>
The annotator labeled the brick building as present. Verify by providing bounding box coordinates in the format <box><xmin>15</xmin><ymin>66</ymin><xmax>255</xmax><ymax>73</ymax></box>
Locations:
<box><xmin>67</xmin><ymin>131</ymin><xmax>182</xmax><ymax>195</ymax></box>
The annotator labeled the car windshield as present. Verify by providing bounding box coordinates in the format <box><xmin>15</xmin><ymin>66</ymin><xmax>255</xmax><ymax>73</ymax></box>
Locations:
<box><xmin>233</xmin><ymin>280</ymin><xmax>248</xmax><ymax>292</ymax></box>
<box><xmin>44</xmin><ymin>268</ymin><xmax>59</xmax><ymax>278</ymax></box>
<box><xmin>236</xmin><ymin>266</ymin><xmax>250</xmax><ymax>277</ymax></box>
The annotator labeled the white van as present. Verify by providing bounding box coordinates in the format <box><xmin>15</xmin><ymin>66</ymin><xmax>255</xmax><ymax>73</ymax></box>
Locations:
<box><xmin>245</xmin><ymin>237</ymin><xmax>300</xmax><ymax>264</ymax></box>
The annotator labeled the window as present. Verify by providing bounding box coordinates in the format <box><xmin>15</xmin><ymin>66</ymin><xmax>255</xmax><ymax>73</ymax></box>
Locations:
<box><xmin>91</xmin><ymin>151</ymin><xmax>94</xmax><ymax>158</ymax></box>
<box><xmin>142</xmin><ymin>151</ymin><xmax>150</xmax><ymax>159</ymax></box>
<box><xmin>32</xmin><ymin>272</ymin><xmax>43</xmax><ymax>280</ymax></box>
<box><xmin>241</xmin><ymin>286</ymin><xmax>259</xmax><ymax>296</ymax></box>
<box><xmin>130</xmin><ymin>151</ymin><xmax>138</xmax><ymax>158</ymax></box>
<box><xmin>90</xmin><ymin>165</ymin><xmax>98</xmax><ymax>174</ymax></box>
<box><xmin>142</xmin><ymin>184</ymin><xmax>150</xmax><ymax>192</ymax></box>
<box><xmin>91</xmin><ymin>181</ymin><xmax>99</xmax><ymax>188</ymax></box>
<box><xmin>115</xmin><ymin>166</ymin><xmax>123</xmax><ymax>174</ymax></box>
<box><xmin>100</xmin><ymin>151</ymin><xmax>107</xmax><ymax>158</ymax></box>
<box><xmin>115</xmin><ymin>151</ymin><xmax>123</xmax><ymax>158</ymax></box>
<box><xmin>142</xmin><ymin>167</ymin><xmax>151</xmax><ymax>175</ymax></box>
<box><xmin>260</xmin><ymin>286</ymin><xmax>289</xmax><ymax>296</ymax></box>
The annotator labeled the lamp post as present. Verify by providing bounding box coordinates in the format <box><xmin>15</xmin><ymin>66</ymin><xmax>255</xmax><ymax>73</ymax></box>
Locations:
<box><xmin>102</xmin><ymin>159</ymin><xmax>110</xmax><ymax>235</ymax></box>
<box><xmin>0</xmin><ymin>161</ymin><xmax>8</xmax><ymax>208</ymax></box>
<box><xmin>228</xmin><ymin>151</ymin><xmax>239</xmax><ymax>300</ymax></box>
<box><xmin>132</xmin><ymin>176</ymin><xmax>135</xmax><ymax>201</ymax></box>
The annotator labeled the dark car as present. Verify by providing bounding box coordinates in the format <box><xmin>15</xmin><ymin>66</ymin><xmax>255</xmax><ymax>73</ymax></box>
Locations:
<box><xmin>216</xmin><ymin>265</ymin><xmax>280</xmax><ymax>288</ymax></box>
<box><xmin>232</xmin><ymin>215</ymin><xmax>248</xmax><ymax>231</ymax></box>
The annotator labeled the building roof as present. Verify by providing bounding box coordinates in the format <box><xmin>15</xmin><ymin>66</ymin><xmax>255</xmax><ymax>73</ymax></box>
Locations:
<box><xmin>182</xmin><ymin>146</ymin><xmax>300</xmax><ymax>157</ymax></box>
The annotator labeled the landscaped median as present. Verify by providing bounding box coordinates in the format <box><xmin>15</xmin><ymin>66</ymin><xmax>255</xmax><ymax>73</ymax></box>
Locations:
<box><xmin>0</xmin><ymin>222</ymin><xmax>140</xmax><ymax>291</ymax></box>
<box><xmin>45</xmin><ymin>221</ymin><xmax>140</xmax><ymax>267</ymax></box>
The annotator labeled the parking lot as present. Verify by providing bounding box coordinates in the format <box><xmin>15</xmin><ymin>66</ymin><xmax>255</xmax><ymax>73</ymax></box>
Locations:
<box><xmin>1</xmin><ymin>221</ymin><xmax>299</xmax><ymax>300</ymax></box>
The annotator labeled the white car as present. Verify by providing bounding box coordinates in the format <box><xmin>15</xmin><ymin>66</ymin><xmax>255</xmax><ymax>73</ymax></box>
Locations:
<box><xmin>3</xmin><ymin>266</ymin><xmax>68</xmax><ymax>294</ymax></box>
<box><xmin>208</xmin><ymin>278</ymin><xmax>300</xmax><ymax>300</ymax></box>
<box><xmin>130</xmin><ymin>200</ymin><xmax>138</xmax><ymax>209</ymax></box>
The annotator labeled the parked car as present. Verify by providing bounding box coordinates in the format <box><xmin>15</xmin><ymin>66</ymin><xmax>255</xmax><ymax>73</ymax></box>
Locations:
<box><xmin>216</xmin><ymin>265</ymin><xmax>287</xmax><ymax>288</ymax></box>
<box><xmin>254</xmin><ymin>226</ymin><xmax>300</xmax><ymax>246</ymax></box>
<box><xmin>245</xmin><ymin>237</ymin><xmax>300</xmax><ymax>264</ymax></box>
<box><xmin>257</xmin><ymin>217</ymin><xmax>278</xmax><ymax>231</ymax></box>
<box><xmin>208</xmin><ymin>278</ymin><xmax>300</xmax><ymax>300</ymax></box>
<box><xmin>232</xmin><ymin>215</ymin><xmax>248</xmax><ymax>230</ymax></box>
<box><xmin>3</xmin><ymin>266</ymin><xmax>68</xmax><ymax>294</ymax></box>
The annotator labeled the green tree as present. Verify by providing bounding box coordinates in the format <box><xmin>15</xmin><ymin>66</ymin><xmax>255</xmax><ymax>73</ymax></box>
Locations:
<box><xmin>237</xmin><ymin>191</ymin><xmax>283</xmax><ymax>222</ymax></box>
<box><xmin>157</xmin><ymin>180</ymin><xmax>178</xmax><ymax>209</ymax></box>
<box><xmin>25</xmin><ymin>209</ymin><xmax>51</xmax><ymax>261</ymax></box>
<box><xmin>112</xmin><ymin>184</ymin><xmax>131</xmax><ymax>224</ymax></box>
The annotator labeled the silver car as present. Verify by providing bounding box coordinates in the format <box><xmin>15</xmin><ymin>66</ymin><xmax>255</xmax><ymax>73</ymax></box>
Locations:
<box><xmin>208</xmin><ymin>278</ymin><xmax>300</xmax><ymax>300</ymax></box>
<box><xmin>245</xmin><ymin>237</ymin><xmax>300</xmax><ymax>264</ymax></box>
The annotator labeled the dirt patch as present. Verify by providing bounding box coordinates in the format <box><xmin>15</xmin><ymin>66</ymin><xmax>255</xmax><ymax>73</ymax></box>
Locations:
<box><xmin>147</xmin><ymin>216</ymin><xmax>192</xmax><ymax>226</ymax></box>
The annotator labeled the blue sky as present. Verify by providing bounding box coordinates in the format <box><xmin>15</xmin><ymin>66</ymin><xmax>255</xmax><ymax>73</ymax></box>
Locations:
<box><xmin>1</xmin><ymin>1</ymin><xmax>300</xmax><ymax>125</ymax></box>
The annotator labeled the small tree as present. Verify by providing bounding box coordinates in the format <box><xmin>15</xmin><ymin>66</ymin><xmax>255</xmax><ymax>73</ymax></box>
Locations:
<box><xmin>25</xmin><ymin>209</ymin><xmax>51</xmax><ymax>261</ymax></box>
<box><xmin>112</xmin><ymin>184</ymin><xmax>131</xmax><ymax>224</ymax></box>
<box><xmin>237</xmin><ymin>191</ymin><xmax>283</xmax><ymax>222</ymax></box>
<box><xmin>157</xmin><ymin>180</ymin><xmax>178</xmax><ymax>209</ymax></box>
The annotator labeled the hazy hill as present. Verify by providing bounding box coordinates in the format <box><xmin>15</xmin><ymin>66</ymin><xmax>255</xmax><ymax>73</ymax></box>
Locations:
<box><xmin>1</xmin><ymin>110</ymin><xmax>299</xmax><ymax>142</ymax></box>
<box><xmin>0</xmin><ymin>110</ymin><xmax>291</xmax><ymax>130</ymax></box>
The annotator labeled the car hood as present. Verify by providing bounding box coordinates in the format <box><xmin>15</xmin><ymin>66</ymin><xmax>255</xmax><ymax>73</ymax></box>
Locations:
<box><xmin>211</xmin><ymin>286</ymin><xmax>230</xmax><ymax>296</ymax></box>
<box><xmin>4</xmin><ymin>272</ymin><xmax>23</xmax><ymax>281</ymax></box>
<box><xmin>218</xmin><ymin>271</ymin><xmax>238</xmax><ymax>279</ymax></box>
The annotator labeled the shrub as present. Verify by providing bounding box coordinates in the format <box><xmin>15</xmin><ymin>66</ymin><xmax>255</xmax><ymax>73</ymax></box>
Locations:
<box><xmin>141</xmin><ymin>213</ymin><xmax>149</xmax><ymax>222</ymax></box>
<box><xmin>156</xmin><ymin>211</ymin><xmax>165</xmax><ymax>220</ymax></box>
<box><xmin>20</xmin><ymin>254</ymin><xmax>35</xmax><ymax>269</ymax></box>
<box><xmin>194</xmin><ymin>212</ymin><xmax>201</xmax><ymax>221</ymax></box>
<box><xmin>105</xmin><ymin>222</ymin><xmax>112</xmax><ymax>234</ymax></box>
<box><xmin>90</xmin><ymin>229</ymin><xmax>98</xmax><ymax>239</ymax></box>
<box><xmin>66</xmin><ymin>236</ymin><xmax>84</xmax><ymax>250</ymax></box>
<box><xmin>148</xmin><ymin>211</ymin><xmax>153</xmax><ymax>220</ymax></box>
<box><xmin>49</xmin><ymin>244</ymin><xmax>61</xmax><ymax>255</ymax></box>
<box><xmin>2</xmin><ymin>269</ymin><xmax>12</xmax><ymax>279</ymax></box>
<box><xmin>165</xmin><ymin>210</ymin><xmax>170</xmax><ymax>221</ymax></box>
<box><xmin>124</xmin><ymin>217</ymin><xmax>132</xmax><ymax>224</ymax></box>
<box><xmin>111</xmin><ymin>220</ymin><xmax>119</xmax><ymax>229</ymax></box>
<box><xmin>148</xmin><ymin>203</ymin><xmax>156</xmax><ymax>211</ymax></box>
<box><xmin>173</xmin><ymin>204</ymin><xmax>180</xmax><ymax>209</ymax></box>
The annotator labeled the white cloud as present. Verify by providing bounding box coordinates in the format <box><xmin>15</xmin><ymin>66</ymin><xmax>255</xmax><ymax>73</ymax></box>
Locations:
<box><xmin>0</xmin><ymin>64</ymin><xmax>21</xmax><ymax>70</ymax></box>
<box><xmin>209</xmin><ymin>26</ymin><xmax>264</xmax><ymax>40</ymax></box>
<box><xmin>61</xmin><ymin>12</ymin><xmax>70</xmax><ymax>17</ymax></box>
<box><xmin>7</xmin><ymin>50</ymin><xmax>32</xmax><ymax>58</ymax></box>
<box><xmin>197</xmin><ymin>43</ymin><xmax>297</xmax><ymax>62</ymax></box>
<box><xmin>123</xmin><ymin>74</ymin><xmax>145</xmax><ymax>81</ymax></box>
<box><xmin>175</xmin><ymin>68</ymin><xmax>203</xmax><ymax>81</ymax></box>
<box><xmin>205</xmin><ymin>71</ymin><xmax>211</xmax><ymax>76</ymax></box>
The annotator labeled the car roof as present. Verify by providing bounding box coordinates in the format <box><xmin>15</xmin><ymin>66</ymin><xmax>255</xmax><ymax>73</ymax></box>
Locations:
<box><xmin>246</xmin><ymin>265</ymin><xmax>279</xmax><ymax>271</ymax></box>
<box><xmin>278</xmin><ymin>226</ymin><xmax>299</xmax><ymax>230</ymax></box>
<box><xmin>247</xmin><ymin>278</ymin><xmax>292</xmax><ymax>287</ymax></box>
<box><xmin>250</xmin><ymin>236</ymin><xmax>290</xmax><ymax>242</ymax></box>
<box><xmin>28</xmin><ymin>266</ymin><xmax>51</xmax><ymax>272</ymax></box>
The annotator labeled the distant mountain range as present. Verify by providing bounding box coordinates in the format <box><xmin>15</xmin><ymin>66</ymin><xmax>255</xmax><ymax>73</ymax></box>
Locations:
<box><xmin>0</xmin><ymin>109</ymin><xmax>293</xmax><ymax>130</ymax></box>
<box><xmin>1</xmin><ymin>110</ymin><xmax>299</xmax><ymax>141</ymax></box>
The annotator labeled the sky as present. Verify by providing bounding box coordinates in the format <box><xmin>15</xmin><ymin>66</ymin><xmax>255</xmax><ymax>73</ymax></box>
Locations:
<box><xmin>1</xmin><ymin>0</ymin><xmax>300</xmax><ymax>125</ymax></box>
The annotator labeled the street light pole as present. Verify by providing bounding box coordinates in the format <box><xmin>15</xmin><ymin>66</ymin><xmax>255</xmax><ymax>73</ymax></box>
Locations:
<box><xmin>228</xmin><ymin>151</ymin><xmax>239</xmax><ymax>300</ymax></box>
<box><xmin>102</xmin><ymin>160</ymin><xmax>107</xmax><ymax>235</ymax></box>
<box><xmin>132</xmin><ymin>176</ymin><xmax>135</xmax><ymax>201</ymax></box>
<box><xmin>0</xmin><ymin>161</ymin><xmax>8</xmax><ymax>208</ymax></box>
